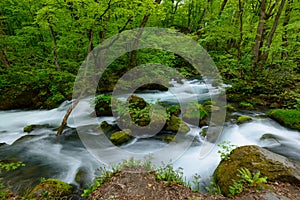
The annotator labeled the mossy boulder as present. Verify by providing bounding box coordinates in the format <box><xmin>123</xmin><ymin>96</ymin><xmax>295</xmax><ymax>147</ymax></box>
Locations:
<box><xmin>165</xmin><ymin>116</ymin><xmax>190</xmax><ymax>134</ymax></box>
<box><xmin>214</xmin><ymin>145</ymin><xmax>300</xmax><ymax>196</ymax></box>
<box><xmin>110</xmin><ymin>129</ymin><xmax>132</xmax><ymax>145</ymax></box>
<box><xmin>29</xmin><ymin>178</ymin><xmax>73</xmax><ymax>199</ymax></box>
<box><xmin>267</xmin><ymin>109</ymin><xmax>300</xmax><ymax>131</ymax></box>
<box><xmin>236</xmin><ymin>116</ymin><xmax>252</xmax><ymax>124</ymax></box>
<box><xmin>182</xmin><ymin>102</ymin><xmax>208</xmax><ymax>127</ymax></box>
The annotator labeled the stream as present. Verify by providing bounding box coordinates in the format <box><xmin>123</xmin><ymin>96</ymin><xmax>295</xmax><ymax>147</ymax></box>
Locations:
<box><xmin>1</xmin><ymin>79</ymin><xmax>300</xmax><ymax>193</ymax></box>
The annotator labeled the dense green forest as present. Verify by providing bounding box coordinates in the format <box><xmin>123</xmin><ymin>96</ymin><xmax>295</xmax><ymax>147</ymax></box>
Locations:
<box><xmin>0</xmin><ymin>0</ymin><xmax>299</xmax><ymax>110</ymax></box>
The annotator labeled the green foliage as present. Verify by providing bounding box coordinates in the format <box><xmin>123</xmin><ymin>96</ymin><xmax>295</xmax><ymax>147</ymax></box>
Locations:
<box><xmin>239</xmin><ymin>101</ymin><xmax>254</xmax><ymax>110</ymax></box>
<box><xmin>0</xmin><ymin>161</ymin><xmax>25</xmax><ymax>199</ymax></box>
<box><xmin>217</xmin><ymin>141</ymin><xmax>237</xmax><ymax>161</ymax></box>
<box><xmin>228</xmin><ymin>168</ymin><xmax>267</xmax><ymax>197</ymax></box>
<box><xmin>0</xmin><ymin>161</ymin><xmax>25</xmax><ymax>173</ymax></box>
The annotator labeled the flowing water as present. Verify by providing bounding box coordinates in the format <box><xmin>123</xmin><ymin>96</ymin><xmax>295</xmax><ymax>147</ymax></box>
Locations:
<box><xmin>0</xmin><ymin>79</ymin><xmax>299</xmax><ymax>193</ymax></box>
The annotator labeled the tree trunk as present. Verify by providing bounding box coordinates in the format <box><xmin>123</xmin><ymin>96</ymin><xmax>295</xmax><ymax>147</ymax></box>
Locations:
<box><xmin>0</xmin><ymin>48</ymin><xmax>10</xmax><ymax>69</ymax></box>
<box><xmin>260</xmin><ymin>0</ymin><xmax>286</xmax><ymax>66</ymax></box>
<box><xmin>128</xmin><ymin>0</ymin><xmax>162</xmax><ymax>68</ymax></box>
<box><xmin>218</xmin><ymin>0</ymin><xmax>228</xmax><ymax>16</ymax></box>
<box><xmin>237</xmin><ymin>0</ymin><xmax>243</xmax><ymax>78</ymax></box>
<box><xmin>252</xmin><ymin>0</ymin><xmax>267</xmax><ymax>70</ymax></box>
<box><xmin>196</xmin><ymin>8</ymin><xmax>206</xmax><ymax>30</ymax></box>
<box><xmin>281</xmin><ymin>0</ymin><xmax>292</xmax><ymax>60</ymax></box>
<box><xmin>49</xmin><ymin>24</ymin><xmax>61</xmax><ymax>71</ymax></box>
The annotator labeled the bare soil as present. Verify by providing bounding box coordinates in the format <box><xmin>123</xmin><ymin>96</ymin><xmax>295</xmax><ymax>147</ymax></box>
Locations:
<box><xmin>88</xmin><ymin>167</ymin><xmax>300</xmax><ymax>200</ymax></box>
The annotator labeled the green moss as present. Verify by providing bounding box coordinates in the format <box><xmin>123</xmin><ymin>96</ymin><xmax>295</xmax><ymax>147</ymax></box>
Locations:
<box><xmin>110</xmin><ymin>129</ymin><xmax>132</xmax><ymax>145</ymax></box>
<box><xmin>237</xmin><ymin>116</ymin><xmax>252</xmax><ymax>124</ymax></box>
<box><xmin>166</xmin><ymin>116</ymin><xmax>190</xmax><ymax>134</ymax></box>
<box><xmin>29</xmin><ymin>178</ymin><xmax>73</xmax><ymax>199</ymax></box>
<box><xmin>23</xmin><ymin>125</ymin><xmax>33</xmax><ymax>133</ymax></box>
<box><xmin>267</xmin><ymin>109</ymin><xmax>300</xmax><ymax>131</ymax></box>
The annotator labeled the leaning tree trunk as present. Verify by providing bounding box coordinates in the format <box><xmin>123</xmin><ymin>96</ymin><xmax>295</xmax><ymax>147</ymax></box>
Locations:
<box><xmin>56</xmin><ymin>31</ymin><xmax>94</xmax><ymax>137</ymax></box>
<box><xmin>56</xmin><ymin>16</ymin><xmax>134</xmax><ymax>137</ymax></box>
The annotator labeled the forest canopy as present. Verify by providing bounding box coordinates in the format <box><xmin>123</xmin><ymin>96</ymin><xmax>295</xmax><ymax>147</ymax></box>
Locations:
<box><xmin>0</xmin><ymin>0</ymin><xmax>299</xmax><ymax>110</ymax></box>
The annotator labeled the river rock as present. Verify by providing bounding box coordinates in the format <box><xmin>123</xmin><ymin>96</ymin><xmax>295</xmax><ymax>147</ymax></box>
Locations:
<box><xmin>29</xmin><ymin>178</ymin><xmax>73</xmax><ymax>199</ymax></box>
<box><xmin>165</xmin><ymin>116</ymin><xmax>190</xmax><ymax>134</ymax></box>
<box><xmin>214</xmin><ymin>145</ymin><xmax>300</xmax><ymax>196</ymax></box>
<box><xmin>110</xmin><ymin>129</ymin><xmax>132</xmax><ymax>145</ymax></box>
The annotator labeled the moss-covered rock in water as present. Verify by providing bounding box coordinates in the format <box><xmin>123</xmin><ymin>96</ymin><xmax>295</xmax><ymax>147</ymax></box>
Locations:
<box><xmin>110</xmin><ymin>129</ymin><xmax>132</xmax><ymax>145</ymax></box>
<box><xmin>214</xmin><ymin>145</ymin><xmax>300</xmax><ymax>196</ymax></box>
<box><xmin>94</xmin><ymin>94</ymin><xmax>112</xmax><ymax>116</ymax></box>
<box><xmin>100</xmin><ymin>121</ymin><xmax>114</xmax><ymax>134</ymax></box>
<box><xmin>166</xmin><ymin>105</ymin><xmax>181</xmax><ymax>117</ymax></box>
<box><xmin>165</xmin><ymin>116</ymin><xmax>190</xmax><ymax>134</ymax></box>
<box><xmin>23</xmin><ymin>124</ymin><xmax>51</xmax><ymax>133</ymax></box>
<box><xmin>267</xmin><ymin>109</ymin><xmax>300</xmax><ymax>131</ymax></box>
<box><xmin>29</xmin><ymin>178</ymin><xmax>73</xmax><ymax>199</ymax></box>
<box><xmin>182</xmin><ymin>102</ymin><xmax>208</xmax><ymax>127</ymax></box>
<box><xmin>236</xmin><ymin>116</ymin><xmax>252</xmax><ymax>124</ymax></box>
<box><xmin>162</xmin><ymin>135</ymin><xmax>175</xmax><ymax>142</ymax></box>
<box><xmin>128</xmin><ymin>95</ymin><xmax>148</xmax><ymax>110</ymax></box>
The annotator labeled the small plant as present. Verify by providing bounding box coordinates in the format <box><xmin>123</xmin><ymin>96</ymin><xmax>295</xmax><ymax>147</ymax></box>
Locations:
<box><xmin>228</xmin><ymin>167</ymin><xmax>267</xmax><ymax>197</ymax></box>
<box><xmin>155</xmin><ymin>164</ymin><xmax>186</xmax><ymax>186</ymax></box>
<box><xmin>217</xmin><ymin>141</ymin><xmax>237</xmax><ymax>161</ymax></box>
<box><xmin>238</xmin><ymin>168</ymin><xmax>267</xmax><ymax>187</ymax></box>
<box><xmin>191</xmin><ymin>173</ymin><xmax>202</xmax><ymax>192</ymax></box>
<box><xmin>204</xmin><ymin>178</ymin><xmax>222</xmax><ymax>195</ymax></box>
